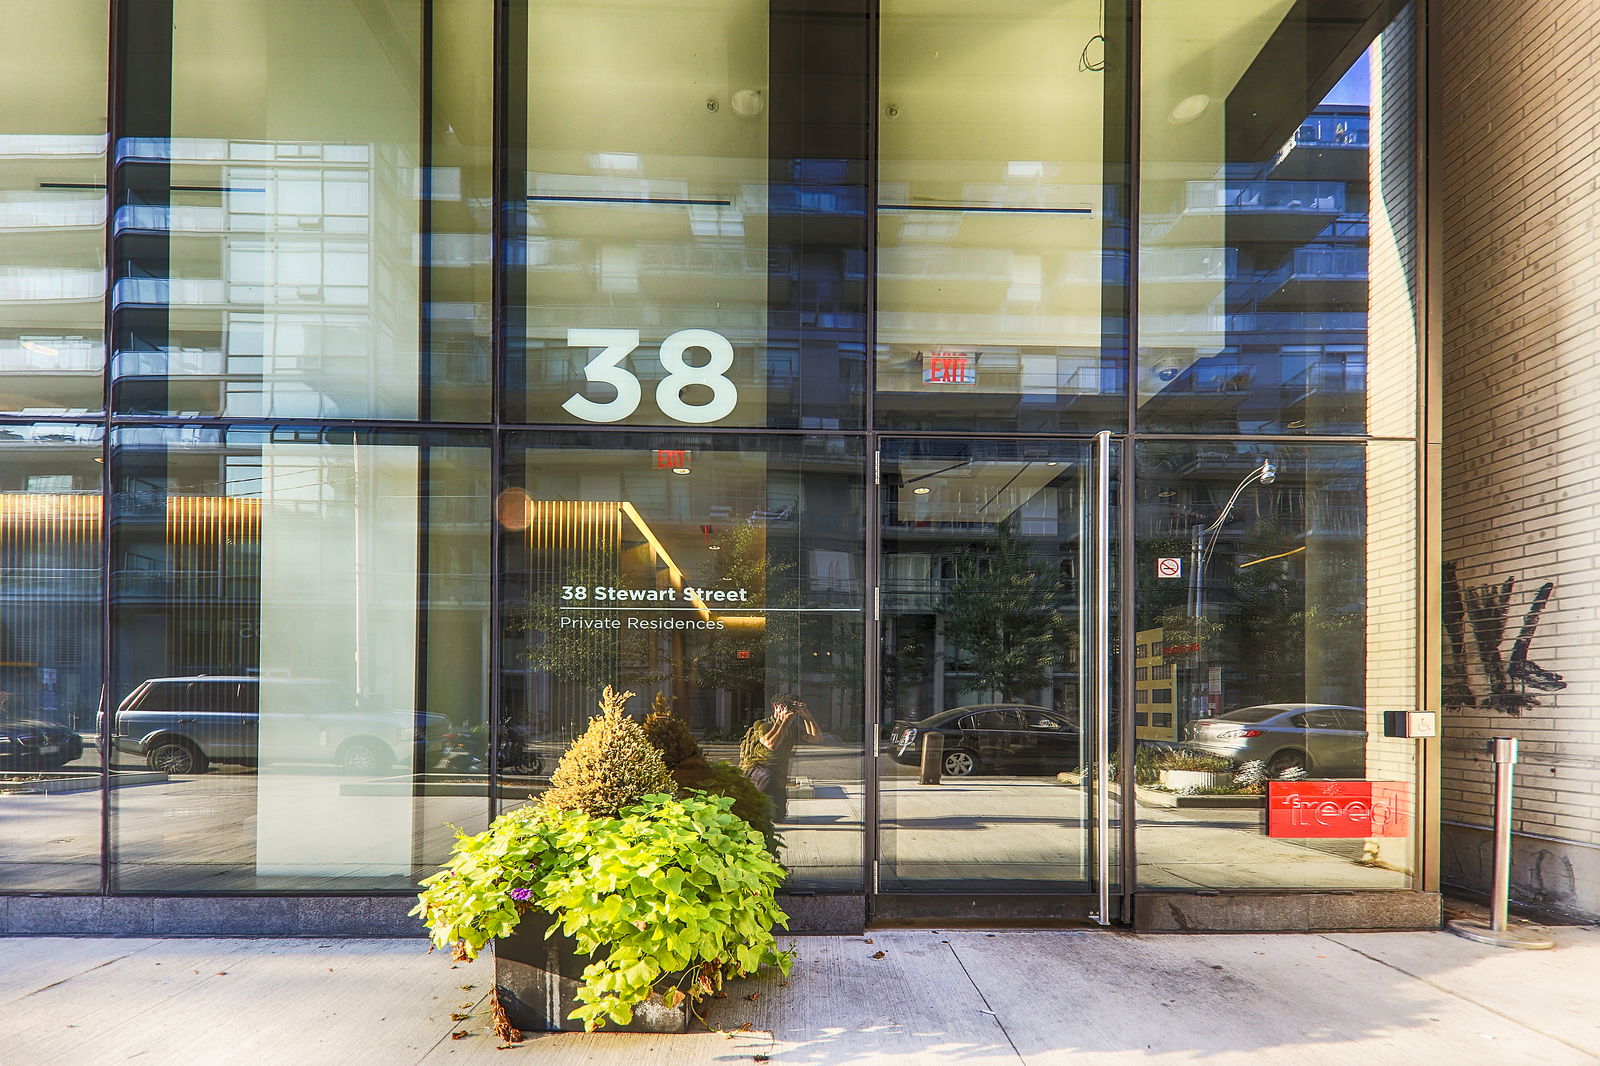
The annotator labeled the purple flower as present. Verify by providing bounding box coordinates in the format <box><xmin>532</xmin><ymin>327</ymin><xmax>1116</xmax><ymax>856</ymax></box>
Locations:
<box><xmin>510</xmin><ymin>888</ymin><xmax>532</xmax><ymax>901</ymax></box>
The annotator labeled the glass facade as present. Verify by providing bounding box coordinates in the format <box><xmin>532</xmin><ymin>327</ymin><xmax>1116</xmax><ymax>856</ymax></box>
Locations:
<box><xmin>0</xmin><ymin>0</ymin><xmax>1430</xmax><ymax>917</ymax></box>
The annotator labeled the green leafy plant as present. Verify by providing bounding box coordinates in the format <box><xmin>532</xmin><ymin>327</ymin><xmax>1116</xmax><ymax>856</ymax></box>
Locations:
<box><xmin>412</xmin><ymin>792</ymin><xmax>791</xmax><ymax>1030</ymax></box>
<box><xmin>1077</xmin><ymin>744</ymin><xmax>1169</xmax><ymax>785</ymax></box>
<box><xmin>644</xmin><ymin>692</ymin><xmax>778</xmax><ymax>854</ymax></box>
<box><xmin>413</xmin><ymin>686</ymin><xmax>793</xmax><ymax>1032</ymax></box>
<box><xmin>1147</xmin><ymin>747</ymin><xmax>1233</xmax><ymax>773</ymax></box>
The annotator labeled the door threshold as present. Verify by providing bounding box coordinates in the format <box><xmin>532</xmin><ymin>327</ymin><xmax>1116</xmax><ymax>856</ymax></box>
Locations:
<box><xmin>870</xmin><ymin>893</ymin><xmax>1117</xmax><ymax>925</ymax></box>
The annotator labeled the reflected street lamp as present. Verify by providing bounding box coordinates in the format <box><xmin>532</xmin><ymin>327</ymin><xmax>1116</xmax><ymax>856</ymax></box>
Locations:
<box><xmin>1187</xmin><ymin>459</ymin><xmax>1276</xmax><ymax>622</ymax></box>
<box><xmin>1184</xmin><ymin>459</ymin><xmax>1276</xmax><ymax>722</ymax></box>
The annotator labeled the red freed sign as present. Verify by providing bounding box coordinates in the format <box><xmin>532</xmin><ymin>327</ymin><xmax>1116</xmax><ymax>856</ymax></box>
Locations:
<box><xmin>1267</xmin><ymin>781</ymin><xmax>1409</xmax><ymax>838</ymax></box>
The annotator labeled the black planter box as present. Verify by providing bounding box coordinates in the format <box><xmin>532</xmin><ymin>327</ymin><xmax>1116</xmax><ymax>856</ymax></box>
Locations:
<box><xmin>493</xmin><ymin>912</ymin><xmax>690</xmax><ymax>1033</ymax></box>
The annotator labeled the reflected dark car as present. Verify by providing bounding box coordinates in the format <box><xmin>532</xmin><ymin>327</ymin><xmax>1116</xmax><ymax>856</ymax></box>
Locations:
<box><xmin>1183</xmin><ymin>703</ymin><xmax>1367</xmax><ymax>778</ymax></box>
<box><xmin>887</xmin><ymin>705</ymin><xmax>1081</xmax><ymax>777</ymax></box>
<box><xmin>109</xmin><ymin>676</ymin><xmax>448</xmax><ymax>775</ymax></box>
<box><xmin>0</xmin><ymin>713</ymin><xmax>84</xmax><ymax>770</ymax></box>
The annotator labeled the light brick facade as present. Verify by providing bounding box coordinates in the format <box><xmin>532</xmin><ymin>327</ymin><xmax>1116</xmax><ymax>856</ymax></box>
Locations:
<box><xmin>1439</xmin><ymin>0</ymin><xmax>1600</xmax><ymax>919</ymax></box>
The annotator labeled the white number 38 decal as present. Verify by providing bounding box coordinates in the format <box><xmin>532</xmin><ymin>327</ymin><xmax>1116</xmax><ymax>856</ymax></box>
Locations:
<box><xmin>561</xmin><ymin>328</ymin><xmax>738</xmax><ymax>425</ymax></box>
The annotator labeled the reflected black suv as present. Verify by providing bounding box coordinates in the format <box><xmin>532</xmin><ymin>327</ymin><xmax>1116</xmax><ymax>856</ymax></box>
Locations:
<box><xmin>0</xmin><ymin>712</ymin><xmax>83</xmax><ymax>770</ymax></box>
<box><xmin>110</xmin><ymin>676</ymin><xmax>447</xmax><ymax>775</ymax></box>
<box><xmin>887</xmin><ymin>705</ymin><xmax>1082</xmax><ymax>777</ymax></box>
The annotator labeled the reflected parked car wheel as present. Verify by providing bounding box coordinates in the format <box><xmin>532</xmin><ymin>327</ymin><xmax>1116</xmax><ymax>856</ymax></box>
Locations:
<box><xmin>1266</xmin><ymin>749</ymin><xmax>1310</xmax><ymax>777</ymax></box>
<box><xmin>337</xmin><ymin>738</ymin><xmax>393</xmax><ymax>775</ymax></box>
<box><xmin>147</xmin><ymin>739</ymin><xmax>207</xmax><ymax>775</ymax></box>
<box><xmin>942</xmin><ymin>749</ymin><xmax>977</xmax><ymax>777</ymax></box>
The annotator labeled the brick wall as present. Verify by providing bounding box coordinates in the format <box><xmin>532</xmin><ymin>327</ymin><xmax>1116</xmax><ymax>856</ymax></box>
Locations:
<box><xmin>1439</xmin><ymin>0</ymin><xmax>1600</xmax><ymax>920</ymax></box>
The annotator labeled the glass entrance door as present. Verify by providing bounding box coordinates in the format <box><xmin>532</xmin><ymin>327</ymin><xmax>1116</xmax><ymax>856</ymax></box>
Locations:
<box><xmin>874</xmin><ymin>437</ymin><xmax>1116</xmax><ymax>905</ymax></box>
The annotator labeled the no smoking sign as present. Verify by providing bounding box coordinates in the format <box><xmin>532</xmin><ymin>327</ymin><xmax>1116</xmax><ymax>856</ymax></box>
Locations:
<box><xmin>1156</xmin><ymin>557</ymin><xmax>1183</xmax><ymax>579</ymax></box>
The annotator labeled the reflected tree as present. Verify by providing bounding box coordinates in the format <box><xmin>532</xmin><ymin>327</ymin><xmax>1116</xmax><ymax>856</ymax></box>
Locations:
<box><xmin>941</xmin><ymin>519</ymin><xmax>1067</xmax><ymax>702</ymax></box>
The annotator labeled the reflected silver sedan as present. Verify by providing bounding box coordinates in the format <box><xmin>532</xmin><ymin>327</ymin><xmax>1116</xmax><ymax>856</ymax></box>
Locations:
<box><xmin>1184</xmin><ymin>703</ymin><xmax>1367</xmax><ymax>778</ymax></box>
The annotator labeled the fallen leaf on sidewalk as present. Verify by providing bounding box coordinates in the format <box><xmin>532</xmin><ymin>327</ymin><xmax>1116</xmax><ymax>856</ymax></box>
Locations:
<box><xmin>744</xmin><ymin>992</ymin><xmax>761</xmax><ymax>1001</ymax></box>
<box><xmin>450</xmin><ymin>1013</ymin><xmax>471</xmax><ymax>1021</ymax></box>
<box><xmin>870</xmin><ymin>951</ymin><xmax>886</xmax><ymax>959</ymax></box>
<box><xmin>451</xmin><ymin>1031</ymin><xmax>468</xmax><ymax>1040</ymax></box>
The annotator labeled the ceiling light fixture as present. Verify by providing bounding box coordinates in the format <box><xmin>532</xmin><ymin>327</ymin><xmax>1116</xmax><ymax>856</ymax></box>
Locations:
<box><xmin>671</xmin><ymin>467</ymin><xmax>691</xmax><ymax>475</ymax></box>
<box><xmin>913</xmin><ymin>486</ymin><xmax>931</xmax><ymax>495</ymax></box>
<box><xmin>1170</xmin><ymin>93</ymin><xmax>1211</xmax><ymax>125</ymax></box>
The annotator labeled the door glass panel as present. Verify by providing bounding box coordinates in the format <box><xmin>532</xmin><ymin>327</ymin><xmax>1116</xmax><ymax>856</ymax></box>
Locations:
<box><xmin>1132</xmin><ymin>440</ymin><xmax>1417</xmax><ymax>890</ymax></box>
<box><xmin>874</xmin><ymin>0</ymin><xmax>1125</xmax><ymax>432</ymax></box>
<box><xmin>877</xmin><ymin>438</ymin><xmax>1110</xmax><ymax>892</ymax></box>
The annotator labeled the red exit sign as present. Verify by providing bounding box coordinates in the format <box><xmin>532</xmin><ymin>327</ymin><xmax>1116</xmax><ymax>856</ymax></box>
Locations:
<box><xmin>1268</xmin><ymin>780</ymin><xmax>1409</xmax><ymax>838</ymax></box>
<box><xmin>655</xmin><ymin>449</ymin><xmax>691</xmax><ymax>469</ymax></box>
<box><xmin>924</xmin><ymin>352</ymin><xmax>976</xmax><ymax>385</ymax></box>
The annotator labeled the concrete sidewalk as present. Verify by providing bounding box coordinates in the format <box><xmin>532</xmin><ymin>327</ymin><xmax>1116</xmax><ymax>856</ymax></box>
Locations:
<box><xmin>1</xmin><ymin>912</ymin><xmax>1596</xmax><ymax>1066</ymax></box>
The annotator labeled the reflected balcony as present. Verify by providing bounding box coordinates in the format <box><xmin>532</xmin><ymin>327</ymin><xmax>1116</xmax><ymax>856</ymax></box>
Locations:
<box><xmin>1140</xmin><ymin>247</ymin><xmax>1238</xmax><ymax>301</ymax></box>
<box><xmin>1159</xmin><ymin>181</ymin><xmax>1345</xmax><ymax>245</ymax></box>
<box><xmin>1271</xmin><ymin>112</ymin><xmax>1370</xmax><ymax>182</ymax></box>
<box><xmin>1259</xmin><ymin>247</ymin><xmax>1368</xmax><ymax>308</ymax></box>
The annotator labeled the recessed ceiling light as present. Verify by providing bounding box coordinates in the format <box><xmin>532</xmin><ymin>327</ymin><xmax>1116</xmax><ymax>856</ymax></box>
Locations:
<box><xmin>913</xmin><ymin>486</ymin><xmax>931</xmax><ymax>495</ymax></box>
<box><xmin>1170</xmin><ymin>93</ymin><xmax>1211</xmax><ymax>125</ymax></box>
<box><xmin>707</xmin><ymin>544</ymin><xmax>721</xmax><ymax>550</ymax></box>
<box><xmin>1157</xmin><ymin>489</ymin><xmax>1175</xmax><ymax>498</ymax></box>
<box><xmin>671</xmin><ymin>467</ymin><xmax>691</xmax><ymax>475</ymax></box>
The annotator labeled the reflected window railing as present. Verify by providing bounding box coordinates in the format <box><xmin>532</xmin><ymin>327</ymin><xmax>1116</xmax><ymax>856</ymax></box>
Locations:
<box><xmin>1182</xmin><ymin>180</ymin><xmax>1346</xmax><ymax>215</ymax></box>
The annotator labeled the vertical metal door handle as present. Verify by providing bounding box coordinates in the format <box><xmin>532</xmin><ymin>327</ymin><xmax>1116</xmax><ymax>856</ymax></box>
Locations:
<box><xmin>1092</xmin><ymin>431</ymin><xmax>1112</xmax><ymax>925</ymax></box>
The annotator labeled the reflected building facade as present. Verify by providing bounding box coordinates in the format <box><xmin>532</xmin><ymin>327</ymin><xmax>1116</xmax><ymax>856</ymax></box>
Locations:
<box><xmin>0</xmin><ymin>0</ymin><xmax>1444</xmax><ymax>932</ymax></box>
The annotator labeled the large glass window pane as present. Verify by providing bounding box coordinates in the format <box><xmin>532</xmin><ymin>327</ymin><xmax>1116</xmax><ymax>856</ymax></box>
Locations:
<box><xmin>508</xmin><ymin>0</ymin><xmax>869</xmax><ymax>429</ymax></box>
<box><xmin>874</xmin><ymin>0</ymin><xmax>1125</xmax><ymax>432</ymax></box>
<box><xmin>501</xmin><ymin>432</ymin><xmax>866</xmax><ymax>891</ymax></box>
<box><xmin>1133</xmin><ymin>440</ymin><xmax>1418</xmax><ymax>890</ymax></box>
<box><xmin>1138</xmin><ymin>2</ymin><xmax>1418</xmax><ymax>435</ymax></box>
<box><xmin>112</xmin><ymin>0</ymin><xmax>488</xmax><ymax>419</ymax></box>
<box><xmin>109</xmin><ymin>426</ymin><xmax>491</xmax><ymax>891</ymax></box>
<box><xmin>0</xmin><ymin>2</ymin><xmax>107</xmax><ymax>415</ymax></box>
<box><xmin>0</xmin><ymin>425</ymin><xmax>102</xmax><ymax>890</ymax></box>
<box><xmin>425</xmin><ymin>0</ymin><xmax>495</xmax><ymax>421</ymax></box>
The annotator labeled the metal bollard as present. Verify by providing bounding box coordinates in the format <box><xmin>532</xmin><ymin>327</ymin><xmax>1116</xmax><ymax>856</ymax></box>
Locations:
<box><xmin>1447</xmin><ymin>736</ymin><xmax>1554</xmax><ymax>949</ymax></box>
<box><xmin>919</xmin><ymin>732</ymin><xmax>944</xmax><ymax>785</ymax></box>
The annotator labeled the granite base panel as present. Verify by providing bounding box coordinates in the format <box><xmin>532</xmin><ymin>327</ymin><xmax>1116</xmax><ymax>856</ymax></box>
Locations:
<box><xmin>1133</xmin><ymin>890</ymin><xmax>1442</xmax><ymax>932</ymax></box>
<box><xmin>0</xmin><ymin>892</ymin><xmax>865</xmax><ymax>936</ymax></box>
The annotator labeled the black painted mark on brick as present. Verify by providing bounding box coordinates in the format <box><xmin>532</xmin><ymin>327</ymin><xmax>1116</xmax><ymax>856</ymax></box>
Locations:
<box><xmin>1443</xmin><ymin>563</ymin><xmax>1565</xmax><ymax>713</ymax></box>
